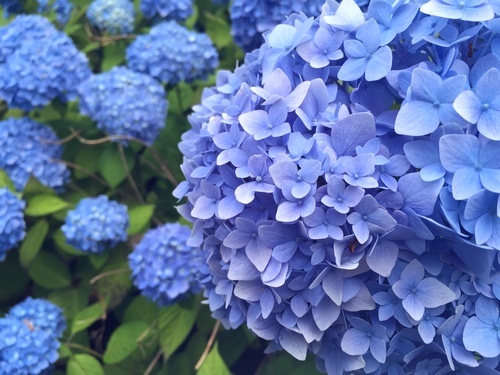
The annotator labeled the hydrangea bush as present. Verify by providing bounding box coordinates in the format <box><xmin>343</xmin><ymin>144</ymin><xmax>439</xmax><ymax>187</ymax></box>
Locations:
<box><xmin>0</xmin><ymin>0</ymin><xmax>499</xmax><ymax>374</ymax></box>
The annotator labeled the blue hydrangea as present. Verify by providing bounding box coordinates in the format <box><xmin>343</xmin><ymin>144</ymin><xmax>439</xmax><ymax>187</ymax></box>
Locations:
<box><xmin>61</xmin><ymin>195</ymin><xmax>129</xmax><ymax>254</ymax></box>
<box><xmin>77</xmin><ymin>67</ymin><xmax>168</xmax><ymax>145</ymax></box>
<box><xmin>175</xmin><ymin>0</ymin><xmax>500</xmax><ymax>373</ymax></box>
<box><xmin>140</xmin><ymin>0</ymin><xmax>193</xmax><ymax>21</ymax></box>
<box><xmin>0</xmin><ymin>318</ymin><xmax>60</xmax><ymax>375</ymax></box>
<box><xmin>0</xmin><ymin>117</ymin><xmax>70</xmax><ymax>192</ymax></box>
<box><xmin>0</xmin><ymin>18</ymin><xmax>91</xmax><ymax>111</ymax></box>
<box><xmin>8</xmin><ymin>297</ymin><xmax>66</xmax><ymax>339</ymax></box>
<box><xmin>0</xmin><ymin>188</ymin><xmax>26</xmax><ymax>262</ymax></box>
<box><xmin>229</xmin><ymin>0</ymin><xmax>324</xmax><ymax>51</ymax></box>
<box><xmin>86</xmin><ymin>0</ymin><xmax>135</xmax><ymax>35</ymax></box>
<box><xmin>128</xmin><ymin>223</ymin><xmax>202</xmax><ymax>306</ymax></box>
<box><xmin>52</xmin><ymin>0</ymin><xmax>74</xmax><ymax>25</ymax></box>
<box><xmin>0</xmin><ymin>15</ymin><xmax>58</xmax><ymax>64</ymax></box>
<box><xmin>126</xmin><ymin>21</ymin><xmax>219</xmax><ymax>85</ymax></box>
<box><xmin>0</xmin><ymin>0</ymin><xmax>22</xmax><ymax>16</ymax></box>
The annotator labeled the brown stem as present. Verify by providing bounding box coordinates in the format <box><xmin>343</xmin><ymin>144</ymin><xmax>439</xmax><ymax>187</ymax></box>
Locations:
<box><xmin>144</xmin><ymin>349</ymin><xmax>163</xmax><ymax>375</ymax></box>
<box><xmin>66</xmin><ymin>342</ymin><xmax>103</xmax><ymax>359</ymax></box>
<box><xmin>50</xmin><ymin>158</ymin><xmax>111</xmax><ymax>188</ymax></box>
<box><xmin>84</xmin><ymin>21</ymin><xmax>136</xmax><ymax>46</ymax></box>
<box><xmin>89</xmin><ymin>268</ymin><xmax>130</xmax><ymax>285</ymax></box>
<box><xmin>194</xmin><ymin>320</ymin><xmax>221</xmax><ymax>370</ymax></box>
<box><xmin>117</xmin><ymin>142</ymin><xmax>145</xmax><ymax>204</ymax></box>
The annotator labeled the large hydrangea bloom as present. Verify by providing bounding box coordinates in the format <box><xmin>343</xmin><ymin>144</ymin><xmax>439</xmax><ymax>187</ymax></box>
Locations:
<box><xmin>128</xmin><ymin>223</ymin><xmax>202</xmax><ymax>306</ymax></box>
<box><xmin>77</xmin><ymin>67</ymin><xmax>168</xmax><ymax>145</ymax></box>
<box><xmin>61</xmin><ymin>195</ymin><xmax>129</xmax><ymax>254</ymax></box>
<box><xmin>0</xmin><ymin>188</ymin><xmax>26</xmax><ymax>262</ymax></box>
<box><xmin>0</xmin><ymin>117</ymin><xmax>70</xmax><ymax>192</ymax></box>
<box><xmin>86</xmin><ymin>0</ymin><xmax>135</xmax><ymax>35</ymax></box>
<box><xmin>0</xmin><ymin>15</ymin><xmax>91</xmax><ymax>111</ymax></box>
<box><xmin>140</xmin><ymin>0</ymin><xmax>193</xmax><ymax>21</ymax></box>
<box><xmin>126</xmin><ymin>21</ymin><xmax>219</xmax><ymax>85</ymax></box>
<box><xmin>176</xmin><ymin>0</ymin><xmax>500</xmax><ymax>373</ymax></box>
<box><xmin>230</xmin><ymin>0</ymin><xmax>325</xmax><ymax>51</ymax></box>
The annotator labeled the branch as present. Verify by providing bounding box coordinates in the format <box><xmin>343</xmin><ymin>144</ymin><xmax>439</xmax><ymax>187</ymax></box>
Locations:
<box><xmin>194</xmin><ymin>320</ymin><xmax>221</xmax><ymax>370</ymax></box>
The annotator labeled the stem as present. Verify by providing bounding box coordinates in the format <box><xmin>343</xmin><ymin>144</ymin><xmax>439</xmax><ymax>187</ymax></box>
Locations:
<box><xmin>84</xmin><ymin>21</ymin><xmax>136</xmax><ymax>46</ymax></box>
<box><xmin>137</xmin><ymin>319</ymin><xmax>159</xmax><ymax>344</ymax></box>
<box><xmin>117</xmin><ymin>142</ymin><xmax>145</xmax><ymax>205</ymax></box>
<box><xmin>89</xmin><ymin>268</ymin><xmax>130</xmax><ymax>285</ymax></box>
<box><xmin>194</xmin><ymin>320</ymin><xmax>221</xmax><ymax>370</ymax></box>
<box><xmin>144</xmin><ymin>349</ymin><xmax>163</xmax><ymax>375</ymax></box>
<box><xmin>50</xmin><ymin>158</ymin><xmax>111</xmax><ymax>188</ymax></box>
<box><xmin>66</xmin><ymin>342</ymin><xmax>103</xmax><ymax>359</ymax></box>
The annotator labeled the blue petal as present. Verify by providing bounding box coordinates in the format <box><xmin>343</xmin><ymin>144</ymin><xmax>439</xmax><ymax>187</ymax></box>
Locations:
<box><xmin>341</xmin><ymin>328</ymin><xmax>370</xmax><ymax>355</ymax></box>
<box><xmin>395</xmin><ymin>100</ymin><xmax>439</xmax><ymax>136</ymax></box>
<box><xmin>417</xmin><ymin>278</ymin><xmax>456</xmax><ymax>308</ymax></box>
<box><xmin>439</xmin><ymin>134</ymin><xmax>479</xmax><ymax>173</ymax></box>
<box><xmin>365</xmin><ymin>46</ymin><xmax>392</xmax><ymax>81</ymax></box>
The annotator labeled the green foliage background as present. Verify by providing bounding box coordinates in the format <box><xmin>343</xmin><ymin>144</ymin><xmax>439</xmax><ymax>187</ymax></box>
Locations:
<box><xmin>0</xmin><ymin>0</ymin><xmax>322</xmax><ymax>374</ymax></box>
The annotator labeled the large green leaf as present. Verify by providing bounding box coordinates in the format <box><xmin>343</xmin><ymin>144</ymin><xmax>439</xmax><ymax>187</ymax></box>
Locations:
<box><xmin>197</xmin><ymin>342</ymin><xmax>231</xmax><ymax>375</ymax></box>
<box><xmin>98</xmin><ymin>144</ymin><xmax>137</xmax><ymax>188</ymax></box>
<box><xmin>71</xmin><ymin>303</ymin><xmax>106</xmax><ymax>335</ymax></box>
<box><xmin>25</xmin><ymin>195</ymin><xmax>70</xmax><ymax>217</ymax></box>
<box><xmin>102</xmin><ymin>321</ymin><xmax>150</xmax><ymax>364</ymax></box>
<box><xmin>0</xmin><ymin>168</ymin><xmax>16</xmax><ymax>193</ymax></box>
<box><xmin>122</xmin><ymin>296</ymin><xmax>160</xmax><ymax>324</ymax></box>
<box><xmin>101</xmin><ymin>41</ymin><xmax>126</xmax><ymax>72</ymax></box>
<box><xmin>19</xmin><ymin>219</ymin><xmax>49</xmax><ymax>267</ymax></box>
<box><xmin>158</xmin><ymin>300</ymin><xmax>199</xmax><ymax>358</ymax></box>
<box><xmin>67</xmin><ymin>354</ymin><xmax>105</xmax><ymax>375</ymax></box>
<box><xmin>204</xmin><ymin>12</ymin><xmax>232</xmax><ymax>48</ymax></box>
<box><xmin>127</xmin><ymin>205</ymin><xmax>156</xmax><ymax>235</ymax></box>
<box><xmin>28</xmin><ymin>251</ymin><xmax>71</xmax><ymax>289</ymax></box>
<box><xmin>49</xmin><ymin>287</ymin><xmax>89</xmax><ymax>321</ymax></box>
<box><xmin>0</xmin><ymin>253</ymin><xmax>30</xmax><ymax>302</ymax></box>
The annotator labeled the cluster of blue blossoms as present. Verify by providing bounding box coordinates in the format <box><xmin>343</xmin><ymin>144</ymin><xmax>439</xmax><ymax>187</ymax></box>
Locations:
<box><xmin>0</xmin><ymin>297</ymin><xmax>66</xmax><ymax>374</ymax></box>
<box><xmin>128</xmin><ymin>223</ymin><xmax>202</xmax><ymax>306</ymax></box>
<box><xmin>140</xmin><ymin>0</ymin><xmax>193</xmax><ymax>22</ymax></box>
<box><xmin>175</xmin><ymin>0</ymin><xmax>500</xmax><ymax>373</ymax></box>
<box><xmin>0</xmin><ymin>117</ymin><xmax>69</xmax><ymax>192</ymax></box>
<box><xmin>86</xmin><ymin>0</ymin><xmax>135</xmax><ymax>35</ymax></box>
<box><xmin>0</xmin><ymin>188</ymin><xmax>26</xmax><ymax>262</ymax></box>
<box><xmin>0</xmin><ymin>15</ymin><xmax>91</xmax><ymax>111</ymax></box>
<box><xmin>126</xmin><ymin>21</ymin><xmax>219</xmax><ymax>85</ymax></box>
<box><xmin>230</xmin><ymin>0</ymin><xmax>325</xmax><ymax>51</ymax></box>
<box><xmin>62</xmin><ymin>195</ymin><xmax>129</xmax><ymax>254</ymax></box>
<box><xmin>77</xmin><ymin>66</ymin><xmax>168</xmax><ymax>145</ymax></box>
<box><xmin>0</xmin><ymin>0</ymin><xmax>73</xmax><ymax>24</ymax></box>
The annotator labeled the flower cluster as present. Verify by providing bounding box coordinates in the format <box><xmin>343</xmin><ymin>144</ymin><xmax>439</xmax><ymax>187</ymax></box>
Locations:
<box><xmin>0</xmin><ymin>298</ymin><xmax>65</xmax><ymax>374</ymax></box>
<box><xmin>36</xmin><ymin>0</ymin><xmax>73</xmax><ymax>25</ymax></box>
<box><xmin>0</xmin><ymin>15</ymin><xmax>91</xmax><ymax>111</ymax></box>
<box><xmin>0</xmin><ymin>0</ymin><xmax>22</xmax><ymax>16</ymax></box>
<box><xmin>77</xmin><ymin>67</ymin><xmax>168</xmax><ymax>145</ymax></box>
<box><xmin>0</xmin><ymin>188</ymin><xmax>26</xmax><ymax>262</ymax></box>
<box><xmin>0</xmin><ymin>117</ymin><xmax>70</xmax><ymax>191</ymax></box>
<box><xmin>128</xmin><ymin>223</ymin><xmax>202</xmax><ymax>306</ymax></box>
<box><xmin>126</xmin><ymin>21</ymin><xmax>219</xmax><ymax>85</ymax></box>
<box><xmin>229</xmin><ymin>0</ymin><xmax>325</xmax><ymax>51</ymax></box>
<box><xmin>175</xmin><ymin>0</ymin><xmax>500</xmax><ymax>373</ymax></box>
<box><xmin>86</xmin><ymin>0</ymin><xmax>135</xmax><ymax>35</ymax></box>
<box><xmin>61</xmin><ymin>195</ymin><xmax>129</xmax><ymax>254</ymax></box>
<box><xmin>140</xmin><ymin>0</ymin><xmax>193</xmax><ymax>21</ymax></box>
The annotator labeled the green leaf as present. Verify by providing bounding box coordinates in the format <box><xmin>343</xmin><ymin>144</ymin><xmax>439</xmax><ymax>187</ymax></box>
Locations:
<box><xmin>197</xmin><ymin>342</ymin><xmax>231</xmax><ymax>375</ymax></box>
<box><xmin>25</xmin><ymin>195</ymin><xmax>70</xmax><ymax>217</ymax></box>
<box><xmin>0</xmin><ymin>253</ymin><xmax>30</xmax><ymax>302</ymax></box>
<box><xmin>127</xmin><ymin>205</ymin><xmax>155</xmax><ymax>235</ymax></box>
<box><xmin>89</xmin><ymin>252</ymin><xmax>110</xmax><ymax>270</ymax></box>
<box><xmin>101</xmin><ymin>41</ymin><xmax>126</xmax><ymax>72</ymax></box>
<box><xmin>204</xmin><ymin>12</ymin><xmax>232</xmax><ymax>48</ymax></box>
<box><xmin>28</xmin><ymin>251</ymin><xmax>71</xmax><ymax>289</ymax></box>
<box><xmin>0</xmin><ymin>168</ymin><xmax>16</xmax><ymax>193</ymax></box>
<box><xmin>19</xmin><ymin>219</ymin><xmax>49</xmax><ymax>267</ymax></box>
<box><xmin>53</xmin><ymin>229</ymin><xmax>84</xmax><ymax>256</ymax></box>
<box><xmin>159</xmin><ymin>301</ymin><xmax>198</xmax><ymax>358</ymax></box>
<box><xmin>103</xmin><ymin>321</ymin><xmax>150</xmax><ymax>364</ymax></box>
<box><xmin>71</xmin><ymin>303</ymin><xmax>106</xmax><ymax>335</ymax></box>
<box><xmin>94</xmin><ymin>250</ymin><xmax>132</xmax><ymax>309</ymax></box>
<box><xmin>67</xmin><ymin>354</ymin><xmax>105</xmax><ymax>375</ymax></box>
<box><xmin>123</xmin><ymin>296</ymin><xmax>160</xmax><ymax>324</ymax></box>
<box><xmin>73</xmin><ymin>146</ymin><xmax>103</xmax><ymax>180</ymax></box>
<box><xmin>99</xmin><ymin>144</ymin><xmax>136</xmax><ymax>188</ymax></box>
<box><xmin>49</xmin><ymin>287</ymin><xmax>89</xmax><ymax>321</ymax></box>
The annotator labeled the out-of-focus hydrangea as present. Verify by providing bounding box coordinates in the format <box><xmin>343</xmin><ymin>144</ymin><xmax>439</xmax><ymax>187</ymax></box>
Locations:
<box><xmin>126</xmin><ymin>21</ymin><xmax>219</xmax><ymax>85</ymax></box>
<box><xmin>175</xmin><ymin>0</ymin><xmax>500</xmax><ymax>373</ymax></box>
<box><xmin>87</xmin><ymin>0</ymin><xmax>135</xmax><ymax>35</ymax></box>
<box><xmin>0</xmin><ymin>15</ymin><xmax>58</xmax><ymax>64</ymax></box>
<box><xmin>52</xmin><ymin>0</ymin><xmax>74</xmax><ymax>25</ymax></box>
<box><xmin>77</xmin><ymin>67</ymin><xmax>168</xmax><ymax>145</ymax></box>
<box><xmin>0</xmin><ymin>188</ymin><xmax>26</xmax><ymax>262</ymax></box>
<box><xmin>0</xmin><ymin>0</ymin><xmax>22</xmax><ymax>16</ymax></box>
<box><xmin>1</xmin><ymin>0</ymin><xmax>73</xmax><ymax>23</ymax></box>
<box><xmin>230</xmin><ymin>0</ymin><xmax>324</xmax><ymax>51</ymax></box>
<box><xmin>140</xmin><ymin>0</ymin><xmax>193</xmax><ymax>21</ymax></box>
<box><xmin>0</xmin><ymin>15</ymin><xmax>91</xmax><ymax>111</ymax></box>
<box><xmin>0</xmin><ymin>117</ymin><xmax>70</xmax><ymax>192</ymax></box>
<box><xmin>128</xmin><ymin>223</ymin><xmax>202</xmax><ymax>306</ymax></box>
<box><xmin>61</xmin><ymin>195</ymin><xmax>129</xmax><ymax>254</ymax></box>
<box><xmin>0</xmin><ymin>318</ymin><xmax>60</xmax><ymax>375</ymax></box>
<box><xmin>8</xmin><ymin>297</ymin><xmax>66</xmax><ymax>338</ymax></box>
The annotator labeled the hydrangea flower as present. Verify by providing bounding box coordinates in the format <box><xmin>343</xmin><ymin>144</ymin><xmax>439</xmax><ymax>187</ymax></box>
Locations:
<box><xmin>0</xmin><ymin>188</ymin><xmax>26</xmax><ymax>262</ymax></box>
<box><xmin>0</xmin><ymin>318</ymin><xmax>60</xmax><ymax>375</ymax></box>
<box><xmin>37</xmin><ymin>0</ymin><xmax>73</xmax><ymax>25</ymax></box>
<box><xmin>229</xmin><ymin>0</ymin><xmax>325</xmax><ymax>51</ymax></box>
<box><xmin>128</xmin><ymin>223</ymin><xmax>202</xmax><ymax>306</ymax></box>
<box><xmin>86</xmin><ymin>0</ymin><xmax>135</xmax><ymax>35</ymax></box>
<box><xmin>77</xmin><ymin>67</ymin><xmax>168</xmax><ymax>145</ymax></box>
<box><xmin>140</xmin><ymin>0</ymin><xmax>193</xmax><ymax>21</ymax></box>
<box><xmin>0</xmin><ymin>18</ymin><xmax>91</xmax><ymax>111</ymax></box>
<box><xmin>0</xmin><ymin>0</ymin><xmax>22</xmax><ymax>16</ymax></box>
<box><xmin>0</xmin><ymin>117</ymin><xmax>70</xmax><ymax>192</ymax></box>
<box><xmin>175</xmin><ymin>0</ymin><xmax>500</xmax><ymax>373</ymax></box>
<box><xmin>61</xmin><ymin>195</ymin><xmax>129</xmax><ymax>254</ymax></box>
<box><xmin>8</xmin><ymin>297</ymin><xmax>66</xmax><ymax>338</ymax></box>
<box><xmin>126</xmin><ymin>21</ymin><xmax>219</xmax><ymax>85</ymax></box>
